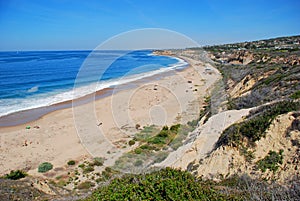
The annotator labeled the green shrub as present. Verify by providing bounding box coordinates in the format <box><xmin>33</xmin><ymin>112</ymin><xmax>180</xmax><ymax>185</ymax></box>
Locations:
<box><xmin>135</xmin><ymin>125</ymin><xmax>159</xmax><ymax>141</ymax></box>
<box><xmin>95</xmin><ymin>178</ymin><xmax>103</xmax><ymax>183</ymax></box>
<box><xmin>84</xmin><ymin>168</ymin><xmax>242</xmax><ymax>200</ymax></box>
<box><xmin>153</xmin><ymin>151</ymin><xmax>169</xmax><ymax>163</ymax></box>
<box><xmin>170</xmin><ymin>124</ymin><xmax>180</xmax><ymax>132</ymax></box>
<box><xmin>77</xmin><ymin>181</ymin><xmax>95</xmax><ymax>190</ymax></box>
<box><xmin>101</xmin><ymin>167</ymin><xmax>117</xmax><ymax>180</ymax></box>
<box><xmin>239</xmin><ymin>115</ymin><xmax>270</xmax><ymax>141</ymax></box>
<box><xmin>157</xmin><ymin>130</ymin><xmax>169</xmax><ymax>138</ymax></box>
<box><xmin>139</xmin><ymin>144</ymin><xmax>154</xmax><ymax>150</ymax></box>
<box><xmin>162</xmin><ymin>125</ymin><xmax>169</xmax><ymax>131</ymax></box>
<box><xmin>38</xmin><ymin>162</ymin><xmax>53</xmax><ymax>173</ymax></box>
<box><xmin>93</xmin><ymin>157</ymin><xmax>104</xmax><ymax>166</ymax></box>
<box><xmin>78</xmin><ymin>164</ymin><xmax>85</xmax><ymax>169</ymax></box>
<box><xmin>257</xmin><ymin>150</ymin><xmax>284</xmax><ymax>172</ymax></box>
<box><xmin>134</xmin><ymin>160</ymin><xmax>143</xmax><ymax>166</ymax></box>
<box><xmin>239</xmin><ymin>146</ymin><xmax>255</xmax><ymax>162</ymax></box>
<box><xmin>148</xmin><ymin>137</ymin><xmax>165</xmax><ymax>145</ymax></box>
<box><xmin>134</xmin><ymin>148</ymin><xmax>142</xmax><ymax>154</ymax></box>
<box><xmin>290</xmin><ymin>90</ymin><xmax>300</xmax><ymax>99</ymax></box>
<box><xmin>147</xmin><ymin>126</ymin><xmax>173</xmax><ymax>145</ymax></box>
<box><xmin>105</xmin><ymin>167</ymin><xmax>112</xmax><ymax>173</ymax></box>
<box><xmin>67</xmin><ymin>160</ymin><xmax>76</xmax><ymax>166</ymax></box>
<box><xmin>187</xmin><ymin>119</ymin><xmax>198</xmax><ymax>127</ymax></box>
<box><xmin>56</xmin><ymin>179</ymin><xmax>67</xmax><ymax>187</ymax></box>
<box><xmin>5</xmin><ymin>170</ymin><xmax>27</xmax><ymax>180</ymax></box>
<box><xmin>128</xmin><ymin>140</ymin><xmax>135</xmax><ymax>146</ymax></box>
<box><xmin>141</xmin><ymin>125</ymin><xmax>157</xmax><ymax>134</ymax></box>
<box><xmin>56</xmin><ymin>175</ymin><xmax>62</xmax><ymax>180</ymax></box>
<box><xmin>83</xmin><ymin>166</ymin><xmax>95</xmax><ymax>174</ymax></box>
<box><xmin>262</xmin><ymin>73</ymin><xmax>284</xmax><ymax>85</ymax></box>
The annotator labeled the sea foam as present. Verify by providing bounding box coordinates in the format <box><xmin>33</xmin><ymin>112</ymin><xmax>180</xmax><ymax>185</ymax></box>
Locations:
<box><xmin>0</xmin><ymin>55</ymin><xmax>187</xmax><ymax>117</ymax></box>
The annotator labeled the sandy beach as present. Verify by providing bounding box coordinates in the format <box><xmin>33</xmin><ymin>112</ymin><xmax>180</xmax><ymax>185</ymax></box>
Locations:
<box><xmin>0</xmin><ymin>54</ymin><xmax>219</xmax><ymax>177</ymax></box>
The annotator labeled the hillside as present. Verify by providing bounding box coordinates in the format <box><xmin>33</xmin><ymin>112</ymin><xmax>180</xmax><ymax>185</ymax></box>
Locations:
<box><xmin>204</xmin><ymin>35</ymin><xmax>300</xmax><ymax>109</ymax></box>
<box><xmin>184</xmin><ymin>35</ymin><xmax>300</xmax><ymax>185</ymax></box>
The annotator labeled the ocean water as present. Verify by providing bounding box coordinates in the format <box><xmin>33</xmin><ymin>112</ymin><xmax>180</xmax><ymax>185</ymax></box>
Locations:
<box><xmin>0</xmin><ymin>50</ymin><xmax>187</xmax><ymax>117</ymax></box>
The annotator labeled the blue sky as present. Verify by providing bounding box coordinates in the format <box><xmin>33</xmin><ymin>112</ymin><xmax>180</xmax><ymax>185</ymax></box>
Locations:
<box><xmin>0</xmin><ymin>0</ymin><xmax>299</xmax><ymax>50</ymax></box>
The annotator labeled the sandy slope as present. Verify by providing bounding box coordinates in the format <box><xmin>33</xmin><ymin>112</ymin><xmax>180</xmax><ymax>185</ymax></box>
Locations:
<box><xmin>155</xmin><ymin>108</ymin><xmax>251</xmax><ymax>169</ymax></box>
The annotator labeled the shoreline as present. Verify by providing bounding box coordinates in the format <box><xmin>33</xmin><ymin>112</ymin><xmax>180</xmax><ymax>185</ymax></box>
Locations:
<box><xmin>0</xmin><ymin>60</ymin><xmax>186</xmax><ymax>127</ymax></box>
<box><xmin>0</xmin><ymin>52</ymin><xmax>219</xmax><ymax>177</ymax></box>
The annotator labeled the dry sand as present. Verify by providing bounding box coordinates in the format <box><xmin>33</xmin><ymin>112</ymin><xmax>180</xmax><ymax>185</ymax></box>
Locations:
<box><xmin>0</xmin><ymin>55</ymin><xmax>219</xmax><ymax>176</ymax></box>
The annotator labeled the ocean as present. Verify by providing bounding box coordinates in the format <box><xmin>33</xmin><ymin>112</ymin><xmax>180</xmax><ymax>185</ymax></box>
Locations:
<box><xmin>0</xmin><ymin>50</ymin><xmax>187</xmax><ymax>119</ymax></box>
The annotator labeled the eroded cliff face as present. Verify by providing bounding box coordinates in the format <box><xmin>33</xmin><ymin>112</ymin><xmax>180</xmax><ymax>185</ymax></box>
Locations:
<box><xmin>208</xmin><ymin>50</ymin><xmax>300</xmax><ymax>66</ymax></box>
<box><xmin>229</xmin><ymin>74</ymin><xmax>257</xmax><ymax>98</ymax></box>
<box><xmin>191</xmin><ymin>112</ymin><xmax>299</xmax><ymax>185</ymax></box>
<box><xmin>208</xmin><ymin>50</ymin><xmax>255</xmax><ymax>65</ymax></box>
<box><xmin>176</xmin><ymin>37</ymin><xmax>300</xmax><ymax>185</ymax></box>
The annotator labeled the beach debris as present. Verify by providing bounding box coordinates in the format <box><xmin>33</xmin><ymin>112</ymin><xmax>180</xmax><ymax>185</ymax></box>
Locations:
<box><xmin>153</xmin><ymin>84</ymin><xmax>158</xmax><ymax>90</ymax></box>
<box><xmin>188</xmin><ymin>80</ymin><xmax>192</xmax><ymax>83</ymax></box>
<box><xmin>135</xmin><ymin>124</ymin><xmax>141</xmax><ymax>130</ymax></box>
<box><xmin>97</xmin><ymin>122</ymin><xmax>103</xmax><ymax>126</ymax></box>
<box><xmin>26</xmin><ymin>126</ymin><xmax>31</xmax><ymax>129</ymax></box>
<box><xmin>204</xmin><ymin>67</ymin><xmax>214</xmax><ymax>74</ymax></box>
<box><xmin>121</xmin><ymin>124</ymin><xmax>131</xmax><ymax>130</ymax></box>
<box><xmin>34</xmin><ymin>126</ymin><xmax>40</xmax><ymax>129</ymax></box>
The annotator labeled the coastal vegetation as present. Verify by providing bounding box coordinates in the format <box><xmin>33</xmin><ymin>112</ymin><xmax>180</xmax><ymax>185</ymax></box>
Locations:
<box><xmin>83</xmin><ymin>168</ymin><xmax>243</xmax><ymax>201</ymax></box>
<box><xmin>83</xmin><ymin>167</ymin><xmax>300</xmax><ymax>201</ymax></box>
<box><xmin>216</xmin><ymin>100</ymin><xmax>300</xmax><ymax>148</ymax></box>
<box><xmin>113</xmin><ymin>122</ymin><xmax>197</xmax><ymax>171</ymax></box>
<box><xmin>4</xmin><ymin>170</ymin><xmax>27</xmax><ymax>180</ymax></box>
<box><xmin>257</xmin><ymin>150</ymin><xmax>284</xmax><ymax>172</ymax></box>
<box><xmin>38</xmin><ymin>162</ymin><xmax>53</xmax><ymax>173</ymax></box>
<box><xmin>2</xmin><ymin>167</ymin><xmax>298</xmax><ymax>200</ymax></box>
<box><xmin>77</xmin><ymin>181</ymin><xmax>95</xmax><ymax>190</ymax></box>
<box><xmin>93</xmin><ymin>157</ymin><xmax>105</xmax><ymax>166</ymax></box>
<box><xmin>290</xmin><ymin>90</ymin><xmax>300</xmax><ymax>99</ymax></box>
<box><xmin>67</xmin><ymin>160</ymin><xmax>76</xmax><ymax>166</ymax></box>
